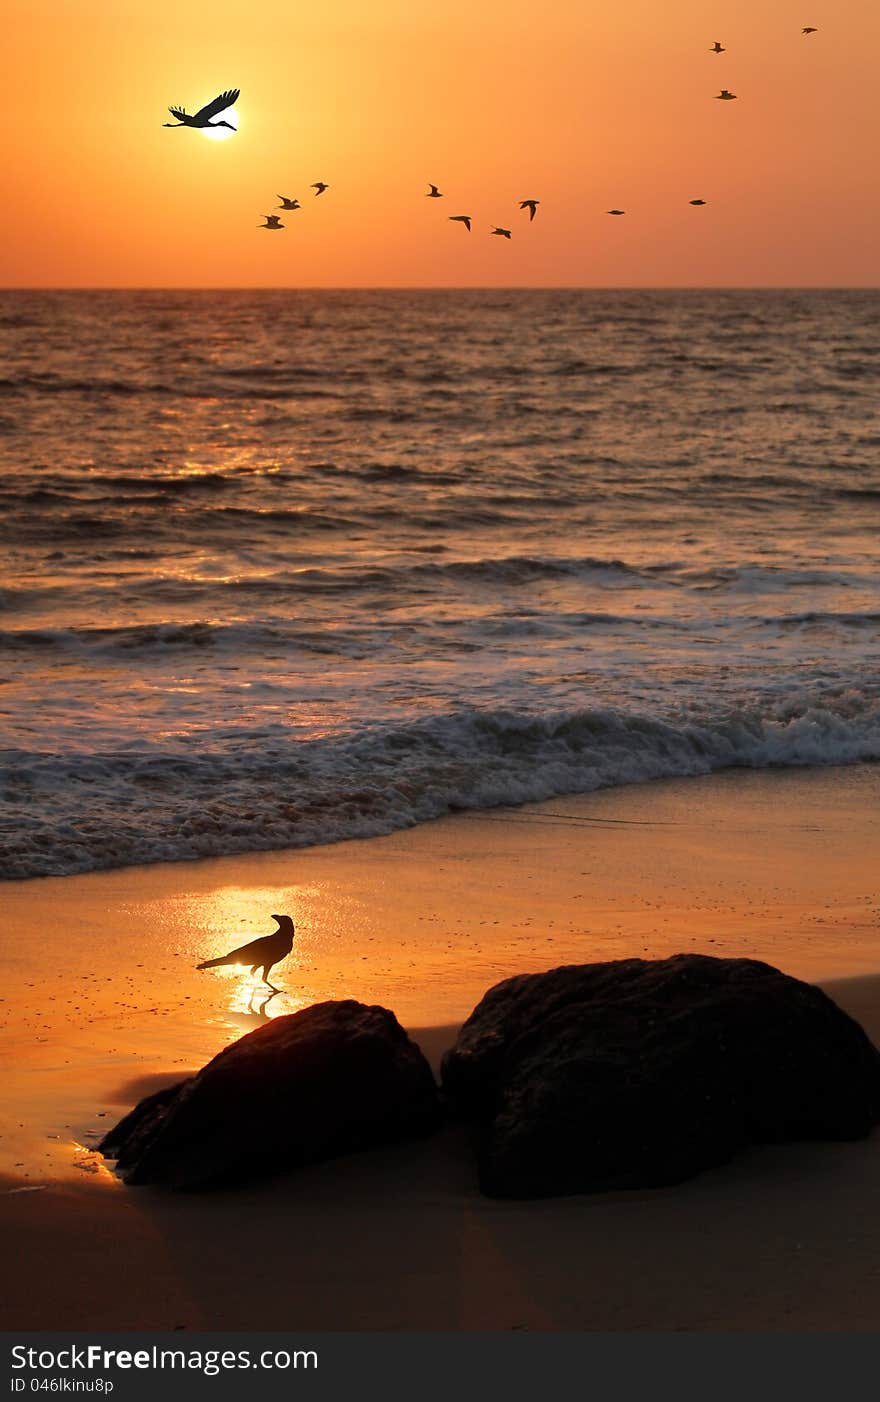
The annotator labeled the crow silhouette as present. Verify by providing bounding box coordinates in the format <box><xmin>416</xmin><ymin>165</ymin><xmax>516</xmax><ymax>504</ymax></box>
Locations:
<box><xmin>197</xmin><ymin>915</ymin><xmax>295</xmax><ymax>990</ymax></box>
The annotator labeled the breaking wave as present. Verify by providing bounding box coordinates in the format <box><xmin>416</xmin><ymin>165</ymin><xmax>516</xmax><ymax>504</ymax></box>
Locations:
<box><xmin>3</xmin><ymin>696</ymin><xmax>879</xmax><ymax>879</ymax></box>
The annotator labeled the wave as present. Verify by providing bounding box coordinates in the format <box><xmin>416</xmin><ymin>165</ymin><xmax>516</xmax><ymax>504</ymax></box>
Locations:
<box><xmin>835</xmin><ymin>487</ymin><xmax>880</xmax><ymax>501</ymax></box>
<box><xmin>0</xmin><ymin>374</ymin><xmax>143</xmax><ymax>397</ymax></box>
<box><xmin>4</xmin><ymin>598</ymin><xmax>879</xmax><ymax>658</ymax></box>
<box><xmin>681</xmin><ymin>564</ymin><xmax>876</xmax><ymax>593</ymax></box>
<box><xmin>0</xmin><ymin>370</ymin><xmax>348</xmax><ymax>402</ymax></box>
<box><xmin>0</xmin><ymin>505</ymin><xmax>364</xmax><ymax>545</ymax></box>
<box><xmin>270</xmin><ymin>554</ymin><xmax>658</xmax><ymax>592</ymax></box>
<box><xmin>2</xmin><ymin>552</ymin><xmax>874</xmax><ymax>617</ymax></box>
<box><xmin>769</xmin><ymin>610</ymin><xmax>880</xmax><ymax>630</ymax></box>
<box><xmin>2</xmin><ymin>696</ymin><xmax>879</xmax><ymax>879</ymax></box>
<box><xmin>0</xmin><ymin>466</ymin><xmax>296</xmax><ymax>499</ymax></box>
<box><xmin>0</xmin><ymin>620</ymin><xmax>362</xmax><ymax>658</ymax></box>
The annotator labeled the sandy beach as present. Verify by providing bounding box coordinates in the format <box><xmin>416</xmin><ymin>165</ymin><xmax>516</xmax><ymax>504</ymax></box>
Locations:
<box><xmin>2</xmin><ymin>763</ymin><xmax>879</xmax><ymax>1330</ymax></box>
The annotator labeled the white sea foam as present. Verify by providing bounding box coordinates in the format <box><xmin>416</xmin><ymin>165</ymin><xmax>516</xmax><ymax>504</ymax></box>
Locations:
<box><xmin>3</xmin><ymin>695</ymin><xmax>879</xmax><ymax>879</ymax></box>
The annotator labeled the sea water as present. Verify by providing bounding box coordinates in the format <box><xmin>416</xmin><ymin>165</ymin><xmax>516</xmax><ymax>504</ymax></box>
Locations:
<box><xmin>1</xmin><ymin>288</ymin><xmax>878</xmax><ymax>878</ymax></box>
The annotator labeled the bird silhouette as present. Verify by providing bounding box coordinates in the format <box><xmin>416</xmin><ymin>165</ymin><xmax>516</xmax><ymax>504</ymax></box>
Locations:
<box><xmin>802</xmin><ymin>27</ymin><xmax>818</xmax><ymax>35</ymax></box>
<box><xmin>715</xmin><ymin>90</ymin><xmax>737</xmax><ymax>101</ymax></box>
<box><xmin>164</xmin><ymin>89</ymin><xmax>240</xmax><ymax>130</ymax></box>
<box><xmin>426</xmin><ymin>183</ymin><xmax>443</xmax><ymax>198</ymax></box>
<box><xmin>311</xmin><ymin>182</ymin><xmax>329</xmax><ymax>195</ymax></box>
<box><xmin>490</xmin><ymin>226</ymin><xmax>512</xmax><ymax>238</ymax></box>
<box><xmin>449</xmin><ymin>215</ymin><xmax>472</xmax><ymax>231</ymax></box>
<box><xmin>260</xmin><ymin>215</ymin><xmax>284</xmax><ymax>230</ymax></box>
<box><xmin>607</xmin><ymin>209</ymin><xmax>626</xmax><ymax>215</ymax></box>
<box><xmin>689</xmin><ymin>198</ymin><xmax>707</xmax><ymax>206</ymax></box>
<box><xmin>277</xmin><ymin>196</ymin><xmax>301</xmax><ymax>210</ymax></box>
<box><xmin>710</xmin><ymin>42</ymin><xmax>726</xmax><ymax>54</ymax></box>
<box><xmin>519</xmin><ymin>199</ymin><xmax>540</xmax><ymax>221</ymax></box>
<box><xmin>197</xmin><ymin>915</ymin><xmax>295</xmax><ymax>990</ymax></box>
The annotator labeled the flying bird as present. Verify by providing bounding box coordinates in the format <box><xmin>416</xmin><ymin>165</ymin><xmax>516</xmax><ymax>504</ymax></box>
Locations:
<box><xmin>710</xmin><ymin>42</ymin><xmax>726</xmax><ymax>54</ymax></box>
<box><xmin>163</xmin><ymin>88</ymin><xmax>240</xmax><ymax>130</ymax></box>
<box><xmin>715</xmin><ymin>90</ymin><xmax>737</xmax><ymax>101</ymax></box>
<box><xmin>426</xmin><ymin>183</ymin><xmax>443</xmax><ymax>198</ymax></box>
<box><xmin>260</xmin><ymin>215</ymin><xmax>284</xmax><ymax>230</ymax></box>
<box><xmin>490</xmin><ymin>226</ymin><xmax>512</xmax><ymax>239</ymax></box>
<box><xmin>519</xmin><ymin>199</ymin><xmax>540</xmax><ymax>221</ymax></box>
<box><xmin>449</xmin><ymin>215</ymin><xmax>472</xmax><ymax>231</ymax></box>
<box><xmin>689</xmin><ymin>199</ymin><xmax>707</xmax><ymax>206</ymax></box>
<box><xmin>277</xmin><ymin>196</ymin><xmax>301</xmax><ymax>210</ymax></box>
<box><xmin>311</xmin><ymin>182</ymin><xmax>329</xmax><ymax>195</ymax></box>
<box><xmin>802</xmin><ymin>27</ymin><xmax>818</xmax><ymax>35</ymax></box>
<box><xmin>607</xmin><ymin>209</ymin><xmax>626</xmax><ymax>216</ymax></box>
<box><xmin>197</xmin><ymin>915</ymin><xmax>295</xmax><ymax>989</ymax></box>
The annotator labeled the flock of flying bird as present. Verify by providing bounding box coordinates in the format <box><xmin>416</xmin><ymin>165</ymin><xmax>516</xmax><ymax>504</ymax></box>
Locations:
<box><xmin>263</xmin><ymin>184</ymin><xmax>329</xmax><ymax>231</ymax></box>
<box><xmin>164</xmin><ymin>27</ymin><xmax>821</xmax><ymax>240</ymax></box>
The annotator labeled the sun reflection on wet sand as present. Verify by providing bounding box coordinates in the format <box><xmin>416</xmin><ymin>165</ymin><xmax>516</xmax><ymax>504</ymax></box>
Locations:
<box><xmin>220</xmin><ymin>974</ymin><xmax>308</xmax><ymax>1038</ymax></box>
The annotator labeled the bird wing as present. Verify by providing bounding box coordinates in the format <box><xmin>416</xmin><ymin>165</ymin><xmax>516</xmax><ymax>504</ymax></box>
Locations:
<box><xmin>168</xmin><ymin>106</ymin><xmax>188</xmax><ymax>120</ymax></box>
<box><xmin>194</xmin><ymin>88</ymin><xmax>240</xmax><ymax>122</ymax></box>
<box><xmin>225</xmin><ymin>931</ymin><xmax>284</xmax><ymax>962</ymax></box>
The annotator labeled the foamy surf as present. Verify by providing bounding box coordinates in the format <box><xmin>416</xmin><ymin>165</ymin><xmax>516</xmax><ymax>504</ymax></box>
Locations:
<box><xmin>3</xmin><ymin>696</ymin><xmax>879</xmax><ymax>879</ymax></box>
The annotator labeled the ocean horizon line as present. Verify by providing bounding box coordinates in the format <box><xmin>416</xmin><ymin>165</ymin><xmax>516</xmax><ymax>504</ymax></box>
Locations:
<box><xmin>3</xmin><ymin>283</ymin><xmax>879</xmax><ymax>294</ymax></box>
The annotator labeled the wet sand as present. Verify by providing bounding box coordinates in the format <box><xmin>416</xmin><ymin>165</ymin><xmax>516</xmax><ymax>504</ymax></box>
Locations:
<box><xmin>1</xmin><ymin>763</ymin><xmax>879</xmax><ymax>1329</ymax></box>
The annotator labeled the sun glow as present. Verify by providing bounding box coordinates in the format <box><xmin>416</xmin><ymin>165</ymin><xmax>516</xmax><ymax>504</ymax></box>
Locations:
<box><xmin>202</xmin><ymin>110</ymin><xmax>239</xmax><ymax>142</ymax></box>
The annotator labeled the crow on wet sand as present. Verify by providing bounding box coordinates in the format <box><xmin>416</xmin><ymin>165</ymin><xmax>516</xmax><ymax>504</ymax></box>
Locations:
<box><xmin>197</xmin><ymin>915</ymin><xmax>295</xmax><ymax>990</ymax></box>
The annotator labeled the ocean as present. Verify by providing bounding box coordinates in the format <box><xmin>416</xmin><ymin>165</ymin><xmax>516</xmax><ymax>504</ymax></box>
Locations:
<box><xmin>1</xmin><ymin>288</ymin><xmax>878</xmax><ymax>880</ymax></box>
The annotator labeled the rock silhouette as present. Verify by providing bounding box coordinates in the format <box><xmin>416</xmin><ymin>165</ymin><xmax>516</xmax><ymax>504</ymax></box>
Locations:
<box><xmin>100</xmin><ymin>1000</ymin><xmax>441</xmax><ymax>1189</ymax></box>
<box><xmin>441</xmin><ymin>954</ymin><xmax>880</xmax><ymax>1198</ymax></box>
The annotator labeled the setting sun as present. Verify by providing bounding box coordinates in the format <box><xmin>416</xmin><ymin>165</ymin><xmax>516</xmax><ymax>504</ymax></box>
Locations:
<box><xmin>202</xmin><ymin>108</ymin><xmax>239</xmax><ymax>141</ymax></box>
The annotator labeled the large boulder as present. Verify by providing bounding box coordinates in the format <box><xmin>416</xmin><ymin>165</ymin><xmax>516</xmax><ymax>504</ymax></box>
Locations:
<box><xmin>441</xmin><ymin>955</ymin><xmax>880</xmax><ymax>1198</ymax></box>
<box><xmin>100</xmin><ymin>1000</ymin><xmax>441</xmax><ymax>1189</ymax></box>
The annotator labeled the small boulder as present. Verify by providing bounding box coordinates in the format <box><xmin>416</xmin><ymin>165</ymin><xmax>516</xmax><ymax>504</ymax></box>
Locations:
<box><xmin>441</xmin><ymin>955</ymin><xmax>880</xmax><ymax>1198</ymax></box>
<box><xmin>100</xmin><ymin>1000</ymin><xmax>441</xmax><ymax>1189</ymax></box>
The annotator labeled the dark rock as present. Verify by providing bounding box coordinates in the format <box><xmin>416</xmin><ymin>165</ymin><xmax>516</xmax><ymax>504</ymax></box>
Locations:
<box><xmin>100</xmin><ymin>1000</ymin><xmax>441</xmax><ymax>1189</ymax></box>
<box><xmin>441</xmin><ymin>954</ymin><xmax>880</xmax><ymax>1198</ymax></box>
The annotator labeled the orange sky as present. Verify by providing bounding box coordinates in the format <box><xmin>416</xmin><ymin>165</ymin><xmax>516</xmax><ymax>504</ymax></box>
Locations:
<box><xmin>1</xmin><ymin>0</ymin><xmax>876</xmax><ymax>286</ymax></box>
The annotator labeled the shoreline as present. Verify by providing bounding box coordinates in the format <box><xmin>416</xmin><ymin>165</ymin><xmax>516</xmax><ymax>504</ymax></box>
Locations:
<box><xmin>7</xmin><ymin>745</ymin><xmax>879</xmax><ymax>885</ymax></box>
<box><xmin>3</xmin><ymin>756</ymin><xmax>878</xmax><ymax>878</ymax></box>
<box><xmin>2</xmin><ymin>761</ymin><xmax>879</xmax><ymax>1329</ymax></box>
